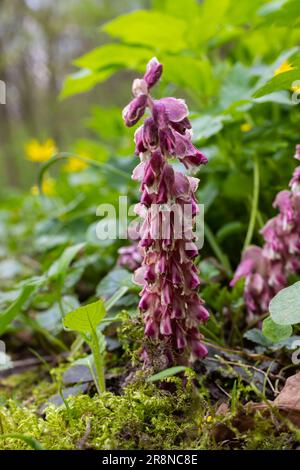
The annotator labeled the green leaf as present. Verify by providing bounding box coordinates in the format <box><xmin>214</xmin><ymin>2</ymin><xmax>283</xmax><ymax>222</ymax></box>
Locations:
<box><xmin>163</xmin><ymin>55</ymin><xmax>215</xmax><ymax>98</ymax></box>
<box><xmin>216</xmin><ymin>221</ymin><xmax>244</xmax><ymax>242</ymax></box>
<box><xmin>269</xmin><ymin>281</ymin><xmax>300</xmax><ymax>325</ymax></box>
<box><xmin>270</xmin><ymin>335</ymin><xmax>300</xmax><ymax>351</ymax></box>
<box><xmin>48</xmin><ymin>243</ymin><xmax>85</xmax><ymax>281</ymax></box>
<box><xmin>104</xmin><ymin>286</ymin><xmax>129</xmax><ymax>311</ymax></box>
<box><xmin>244</xmin><ymin>328</ymin><xmax>273</xmax><ymax>347</ymax></box>
<box><xmin>220</xmin><ymin>63</ymin><xmax>253</xmax><ymax>110</ymax></box>
<box><xmin>192</xmin><ymin>0</ymin><xmax>230</xmax><ymax>46</ymax></box>
<box><xmin>259</xmin><ymin>0</ymin><xmax>300</xmax><ymax>28</ymax></box>
<box><xmin>153</xmin><ymin>0</ymin><xmax>200</xmax><ymax>22</ymax></box>
<box><xmin>146</xmin><ymin>366</ymin><xmax>188</xmax><ymax>382</ymax></box>
<box><xmin>227</xmin><ymin>0</ymin><xmax>266</xmax><ymax>26</ymax></box>
<box><xmin>60</xmin><ymin>68</ymin><xmax>116</xmax><ymax>99</ymax></box>
<box><xmin>36</xmin><ymin>295</ymin><xmax>80</xmax><ymax>334</ymax></box>
<box><xmin>258</xmin><ymin>0</ymin><xmax>286</xmax><ymax>17</ymax></box>
<box><xmin>0</xmin><ymin>280</ymin><xmax>42</xmax><ymax>335</ymax></box>
<box><xmin>86</xmin><ymin>106</ymin><xmax>124</xmax><ymax>140</ymax></box>
<box><xmin>63</xmin><ymin>299</ymin><xmax>106</xmax><ymax>334</ymax></box>
<box><xmin>74</xmin><ymin>44</ymin><xmax>152</xmax><ymax>71</ymax></box>
<box><xmin>222</xmin><ymin>171</ymin><xmax>252</xmax><ymax>200</ymax></box>
<box><xmin>197</xmin><ymin>181</ymin><xmax>218</xmax><ymax>211</ymax></box>
<box><xmin>0</xmin><ymin>434</ymin><xmax>44</xmax><ymax>450</ymax></box>
<box><xmin>192</xmin><ymin>114</ymin><xmax>228</xmax><ymax>141</ymax></box>
<box><xmin>96</xmin><ymin>267</ymin><xmax>135</xmax><ymax>299</ymax></box>
<box><xmin>253</xmin><ymin>69</ymin><xmax>300</xmax><ymax>99</ymax></box>
<box><xmin>102</xmin><ymin>10</ymin><xmax>188</xmax><ymax>53</ymax></box>
<box><xmin>262</xmin><ymin>317</ymin><xmax>293</xmax><ymax>342</ymax></box>
<box><xmin>253</xmin><ymin>91</ymin><xmax>295</xmax><ymax>105</ymax></box>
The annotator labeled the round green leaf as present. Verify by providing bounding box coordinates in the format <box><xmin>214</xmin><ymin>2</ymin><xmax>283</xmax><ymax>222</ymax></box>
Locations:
<box><xmin>269</xmin><ymin>281</ymin><xmax>300</xmax><ymax>325</ymax></box>
<box><xmin>262</xmin><ymin>317</ymin><xmax>292</xmax><ymax>343</ymax></box>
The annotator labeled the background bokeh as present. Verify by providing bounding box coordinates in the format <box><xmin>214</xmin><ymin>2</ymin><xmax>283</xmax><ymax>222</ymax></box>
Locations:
<box><xmin>0</xmin><ymin>0</ymin><xmax>149</xmax><ymax>188</ymax></box>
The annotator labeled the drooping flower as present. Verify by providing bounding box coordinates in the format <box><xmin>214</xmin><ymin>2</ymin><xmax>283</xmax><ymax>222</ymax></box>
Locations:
<box><xmin>117</xmin><ymin>223</ymin><xmax>142</xmax><ymax>272</ymax></box>
<box><xmin>30</xmin><ymin>177</ymin><xmax>56</xmax><ymax>197</ymax></box>
<box><xmin>231</xmin><ymin>147</ymin><xmax>300</xmax><ymax>316</ymax></box>
<box><xmin>123</xmin><ymin>57</ymin><xmax>209</xmax><ymax>365</ymax></box>
<box><xmin>118</xmin><ymin>243</ymin><xmax>142</xmax><ymax>272</ymax></box>
<box><xmin>63</xmin><ymin>156</ymin><xmax>88</xmax><ymax>173</ymax></box>
<box><xmin>25</xmin><ymin>138</ymin><xmax>57</xmax><ymax>163</ymax></box>
<box><xmin>240</xmin><ymin>122</ymin><xmax>252</xmax><ymax>133</ymax></box>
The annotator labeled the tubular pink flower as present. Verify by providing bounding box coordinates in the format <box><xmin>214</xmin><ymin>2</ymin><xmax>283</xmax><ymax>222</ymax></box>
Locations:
<box><xmin>123</xmin><ymin>57</ymin><xmax>209</xmax><ymax>365</ymax></box>
<box><xmin>232</xmin><ymin>148</ymin><xmax>300</xmax><ymax>317</ymax></box>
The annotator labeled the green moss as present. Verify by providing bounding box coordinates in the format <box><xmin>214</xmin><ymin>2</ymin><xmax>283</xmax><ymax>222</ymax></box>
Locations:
<box><xmin>0</xmin><ymin>369</ymin><xmax>58</xmax><ymax>407</ymax></box>
<box><xmin>0</xmin><ymin>376</ymin><xmax>208</xmax><ymax>450</ymax></box>
<box><xmin>0</xmin><ymin>363</ymin><xmax>299</xmax><ymax>450</ymax></box>
<box><xmin>1</xmin><ymin>376</ymin><xmax>300</xmax><ymax>450</ymax></box>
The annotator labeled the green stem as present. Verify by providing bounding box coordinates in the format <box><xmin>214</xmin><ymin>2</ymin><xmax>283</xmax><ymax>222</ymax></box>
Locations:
<box><xmin>243</xmin><ymin>156</ymin><xmax>260</xmax><ymax>251</ymax></box>
<box><xmin>200</xmin><ymin>325</ymin><xmax>224</xmax><ymax>346</ymax></box>
<box><xmin>0</xmin><ymin>434</ymin><xmax>44</xmax><ymax>450</ymax></box>
<box><xmin>205</xmin><ymin>223</ymin><xmax>232</xmax><ymax>276</ymax></box>
<box><xmin>90</xmin><ymin>326</ymin><xmax>105</xmax><ymax>394</ymax></box>
<box><xmin>38</xmin><ymin>152</ymin><xmax>131</xmax><ymax>195</ymax></box>
<box><xmin>256</xmin><ymin>209</ymin><xmax>265</xmax><ymax>230</ymax></box>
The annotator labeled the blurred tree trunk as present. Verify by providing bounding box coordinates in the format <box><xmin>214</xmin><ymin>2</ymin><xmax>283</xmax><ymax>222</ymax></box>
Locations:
<box><xmin>19</xmin><ymin>55</ymin><xmax>39</xmax><ymax>136</ymax></box>
<box><xmin>0</xmin><ymin>38</ymin><xmax>20</xmax><ymax>187</ymax></box>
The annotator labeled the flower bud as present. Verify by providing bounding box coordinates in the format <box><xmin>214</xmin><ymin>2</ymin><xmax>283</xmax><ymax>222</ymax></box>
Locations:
<box><xmin>143</xmin><ymin>57</ymin><xmax>163</xmax><ymax>89</ymax></box>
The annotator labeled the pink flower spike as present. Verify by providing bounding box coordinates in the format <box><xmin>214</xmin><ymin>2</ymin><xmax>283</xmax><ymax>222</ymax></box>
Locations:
<box><xmin>232</xmin><ymin>151</ymin><xmax>300</xmax><ymax>316</ymax></box>
<box><xmin>123</xmin><ymin>58</ymin><xmax>209</xmax><ymax>366</ymax></box>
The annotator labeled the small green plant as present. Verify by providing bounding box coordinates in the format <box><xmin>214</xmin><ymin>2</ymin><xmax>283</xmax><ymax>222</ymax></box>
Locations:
<box><xmin>146</xmin><ymin>366</ymin><xmax>189</xmax><ymax>383</ymax></box>
<box><xmin>262</xmin><ymin>281</ymin><xmax>300</xmax><ymax>342</ymax></box>
<box><xmin>63</xmin><ymin>299</ymin><xmax>107</xmax><ymax>394</ymax></box>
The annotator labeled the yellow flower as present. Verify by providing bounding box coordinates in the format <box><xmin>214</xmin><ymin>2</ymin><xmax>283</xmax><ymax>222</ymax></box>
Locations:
<box><xmin>240</xmin><ymin>122</ymin><xmax>252</xmax><ymax>133</ymax></box>
<box><xmin>274</xmin><ymin>60</ymin><xmax>294</xmax><ymax>76</ymax></box>
<box><xmin>25</xmin><ymin>138</ymin><xmax>57</xmax><ymax>163</ymax></box>
<box><xmin>206</xmin><ymin>415</ymin><xmax>214</xmax><ymax>423</ymax></box>
<box><xmin>30</xmin><ymin>177</ymin><xmax>56</xmax><ymax>197</ymax></box>
<box><xmin>63</xmin><ymin>156</ymin><xmax>88</xmax><ymax>173</ymax></box>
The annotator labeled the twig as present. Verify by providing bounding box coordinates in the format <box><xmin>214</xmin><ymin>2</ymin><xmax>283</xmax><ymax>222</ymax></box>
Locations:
<box><xmin>207</xmin><ymin>355</ymin><xmax>276</xmax><ymax>394</ymax></box>
<box><xmin>76</xmin><ymin>418</ymin><xmax>91</xmax><ymax>450</ymax></box>
<box><xmin>243</xmin><ymin>155</ymin><xmax>260</xmax><ymax>250</ymax></box>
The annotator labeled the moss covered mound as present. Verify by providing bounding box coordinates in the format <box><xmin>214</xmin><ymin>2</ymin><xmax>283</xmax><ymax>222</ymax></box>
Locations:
<box><xmin>0</xmin><ymin>370</ymin><xmax>297</xmax><ymax>450</ymax></box>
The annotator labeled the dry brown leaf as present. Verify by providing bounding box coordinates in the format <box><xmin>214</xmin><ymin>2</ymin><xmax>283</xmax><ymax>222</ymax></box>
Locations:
<box><xmin>273</xmin><ymin>372</ymin><xmax>300</xmax><ymax>427</ymax></box>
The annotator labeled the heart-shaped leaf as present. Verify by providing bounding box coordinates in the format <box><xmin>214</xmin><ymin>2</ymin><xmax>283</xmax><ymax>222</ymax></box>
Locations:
<box><xmin>63</xmin><ymin>299</ymin><xmax>106</xmax><ymax>334</ymax></box>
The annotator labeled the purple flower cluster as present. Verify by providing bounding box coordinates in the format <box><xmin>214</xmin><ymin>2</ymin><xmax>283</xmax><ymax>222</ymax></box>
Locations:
<box><xmin>117</xmin><ymin>243</ymin><xmax>142</xmax><ymax>272</ymax></box>
<box><xmin>117</xmin><ymin>224</ymin><xmax>142</xmax><ymax>272</ymax></box>
<box><xmin>123</xmin><ymin>57</ymin><xmax>209</xmax><ymax>364</ymax></box>
<box><xmin>231</xmin><ymin>150</ymin><xmax>300</xmax><ymax>317</ymax></box>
